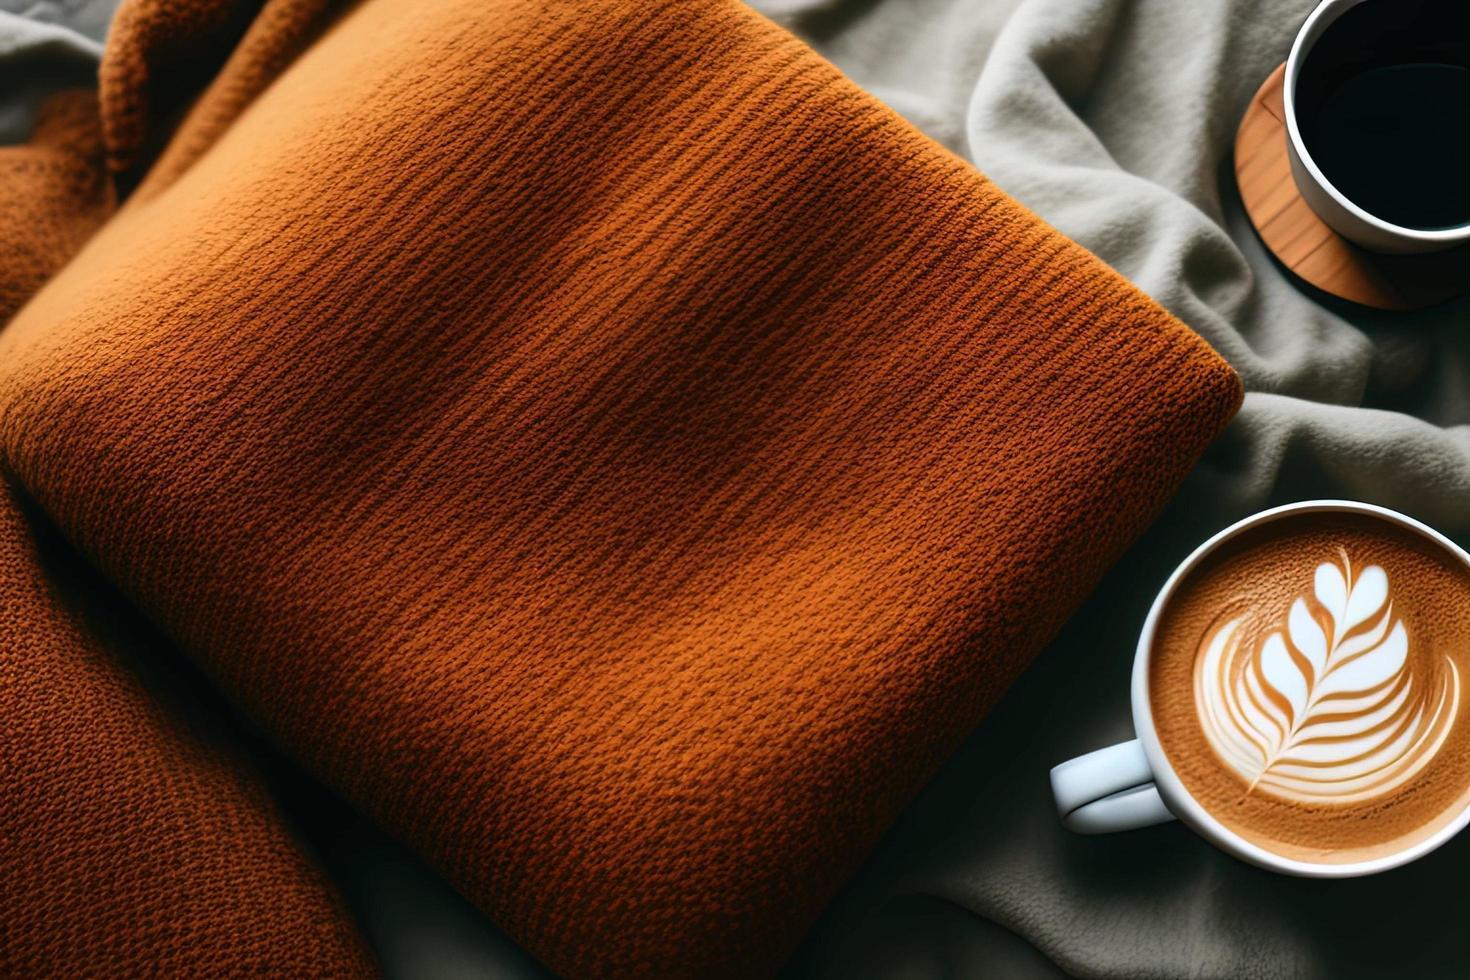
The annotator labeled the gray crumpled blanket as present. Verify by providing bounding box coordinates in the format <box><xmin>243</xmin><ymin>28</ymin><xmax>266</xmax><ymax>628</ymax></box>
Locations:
<box><xmin>10</xmin><ymin>1</ymin><xmax>1470</xmax><ymax>977</ymax></box>
<box><xmin>0</xmin><ymin>3</ymin><xmax>104</xmax><ymax>144</ymax></box>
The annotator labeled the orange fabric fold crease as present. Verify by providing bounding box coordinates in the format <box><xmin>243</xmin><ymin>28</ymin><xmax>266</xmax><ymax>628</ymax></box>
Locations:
<box><xmin>0</xmin><ymin>0</ymin><xmax>1241</xmax><ymax>976</ymax></box>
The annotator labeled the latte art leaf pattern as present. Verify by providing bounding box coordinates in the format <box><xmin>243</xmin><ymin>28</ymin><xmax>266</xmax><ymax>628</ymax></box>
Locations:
<box><xmin>1195</xmin><ymin>550</ymin><xmax>1460</xmax><ymax>804</ymax></box>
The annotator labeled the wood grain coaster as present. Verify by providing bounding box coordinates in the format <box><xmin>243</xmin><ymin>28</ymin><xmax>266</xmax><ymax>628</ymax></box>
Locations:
<box><xmin>1235</xmin><ymin>63</ymin><xmax>1470</xmax><ymax>311</ymax></box>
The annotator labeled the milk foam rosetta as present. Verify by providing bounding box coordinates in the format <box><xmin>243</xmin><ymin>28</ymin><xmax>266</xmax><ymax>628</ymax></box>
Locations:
<box><xmin>1194</xmin><ymin>548</ymin><xmax>1460</xmax><ymax>805</ymax></box>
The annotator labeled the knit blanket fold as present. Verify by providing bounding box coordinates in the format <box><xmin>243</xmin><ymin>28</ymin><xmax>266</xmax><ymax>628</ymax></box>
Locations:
<box><xmin>0</xmin><ymin>0</ymin><xmax>1241</xmax><ymax>977</ymax></box>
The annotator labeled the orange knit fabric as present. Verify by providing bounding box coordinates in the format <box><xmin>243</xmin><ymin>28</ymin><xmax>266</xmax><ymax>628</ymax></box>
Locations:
<box><xmin>0</xmin><ymin>91</ymin><xmax>112</xmax><ymax>323</ymax></box>
<box><xmin>0</xmin><ymin>57</ymin><xmax>373</xmax><ymax>980</ymax></box>
<box><xmin>0</xmin><ymin>0</ymin><xmax>1241</xmax><ymax>977</ymax></box>
<box><xmin>0</xmin><ymin>482</ymin><xmax>376</xmax><ymax>976</ymax></box>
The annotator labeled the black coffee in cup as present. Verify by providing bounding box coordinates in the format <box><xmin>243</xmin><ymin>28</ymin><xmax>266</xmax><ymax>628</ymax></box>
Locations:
<box><xmin>1296</xmin><ymin>0</ymin><xmax>1470</xmax><ymax>231</ymax></box>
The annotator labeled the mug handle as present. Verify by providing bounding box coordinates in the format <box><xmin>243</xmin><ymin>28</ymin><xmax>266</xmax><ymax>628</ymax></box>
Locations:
<box><xmin>1050</xmin><ymin>739</ymin><xmax>1176</xmax><ymax>834</ymax></box>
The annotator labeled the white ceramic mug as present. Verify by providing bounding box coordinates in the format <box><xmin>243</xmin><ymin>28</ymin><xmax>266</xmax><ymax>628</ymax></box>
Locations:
<box><xmin>1284</xmin><ymin>0</ymin><xmax>1470</xmax><ymax>254</ymax></box>
<box><xmin>1050</xmin><ymin>500</ymin><xmax>1470</xmax><ymax>877</ymax></box>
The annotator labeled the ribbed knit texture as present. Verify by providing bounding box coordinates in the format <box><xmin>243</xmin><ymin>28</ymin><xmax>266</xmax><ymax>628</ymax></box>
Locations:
<box><xmin>0</xmin><ymin>0</ymin><xmax>1241</xmax><ymax>976</ymax></box>
<box><xmin>0</xmin><ymin>482</ymin><xmax>376</xmax><ymax>977</ymax></box>
<box><xmin>0</xmin><ymin>90</ymin><xmax>111</xmax><ymax>323</ymax></box>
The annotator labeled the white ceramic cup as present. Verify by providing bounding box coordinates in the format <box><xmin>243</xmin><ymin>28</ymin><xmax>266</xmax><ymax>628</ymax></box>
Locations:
<box><xmin>1050</xmin><ymin>499</ymin><xmax>1470</xmax><ymax>877</ymax></box>
<box><xmin>1284</xmin><ymin>0</ymin><xmax>1470</xmax><ymax>254</ymax></box>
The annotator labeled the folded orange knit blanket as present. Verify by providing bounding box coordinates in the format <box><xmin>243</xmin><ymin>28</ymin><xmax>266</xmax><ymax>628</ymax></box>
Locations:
<box><xmin>0</xmin><ymin>0</ymin><xmax>1241</xmax><ymax>976</ymax></box>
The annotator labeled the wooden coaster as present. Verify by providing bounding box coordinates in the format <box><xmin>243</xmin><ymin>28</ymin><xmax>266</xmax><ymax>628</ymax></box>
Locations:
<box><xmin>1235</xmin><ymin>64</ymin><xmax>1470</xmax><ymax>311</ymax></box>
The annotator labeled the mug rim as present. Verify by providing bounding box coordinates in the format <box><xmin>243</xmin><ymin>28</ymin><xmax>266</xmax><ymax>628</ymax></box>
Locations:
<box><xmin>1130</xmin><ymin>499</ymin><xmax>1470</xmax><ymax>877</ymax></box>
<box><xmin>1283</xmin><ymin>0</ymin><xmax>1470</xmax><ymax>246</ymax></box>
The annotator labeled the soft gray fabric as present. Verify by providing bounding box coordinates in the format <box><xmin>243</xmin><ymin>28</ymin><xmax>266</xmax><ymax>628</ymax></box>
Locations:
<box><xmin>767</xmin><ymin>0</ymin><xmax>1470</xmax><ymax>977</ymax></box>
<box><xmin>0</xmin><ymin>10</ymin><xmax>101</xmax><ymax>144</ymax></box>
<box><xmin>0</xmin><ymin>0</ymin><xmax>118</xmax><ymax>145</ymax></box>
<box><xmin>2</xmin><ymin>0</ymin><xmax>115</xmax><ymax>43</ymax></box>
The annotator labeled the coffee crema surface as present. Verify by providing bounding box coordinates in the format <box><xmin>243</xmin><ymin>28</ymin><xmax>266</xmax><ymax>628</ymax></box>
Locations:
<box><xmin>1150</xmin><ymin>511</ymin><xmax>1470</xmax><ymax>864</ymax></box>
